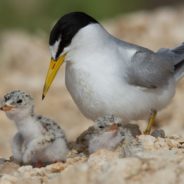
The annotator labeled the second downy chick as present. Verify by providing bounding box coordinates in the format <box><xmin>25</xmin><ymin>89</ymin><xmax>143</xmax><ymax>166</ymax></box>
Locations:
<box><xmin>76</xmin><ymin>115</ymin><xmax>141</xmax><ymax>154</ymax></box>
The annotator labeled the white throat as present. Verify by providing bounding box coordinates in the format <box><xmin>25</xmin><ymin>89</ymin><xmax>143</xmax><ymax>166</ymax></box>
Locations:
<box><xmin>14</xmin><ymin>115</ymin><xmax>34</xmax><ymax>130</ymax></box>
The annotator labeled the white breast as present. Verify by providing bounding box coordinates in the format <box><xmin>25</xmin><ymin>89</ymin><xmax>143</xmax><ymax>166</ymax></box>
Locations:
<box><xmin>66</xmin><ymin>57</ymin><xmax>175</xmax><ymax>122</ymax></box>
<box><xmin>18</xmin><ymin>117</ymin><xmax>42</xmax><ymax>141</ymax></box>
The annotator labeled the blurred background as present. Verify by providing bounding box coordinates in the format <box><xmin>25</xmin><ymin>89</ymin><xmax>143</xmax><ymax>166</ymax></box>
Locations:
<box><xmin>0</xmin><ymin>0</ymin><xmax>184</xmax><ymax>32</ymax></box>
<box><xmin>0</xmin><ymin>0</ymin><xmax>184</xmax><ymax>158</ymax></box>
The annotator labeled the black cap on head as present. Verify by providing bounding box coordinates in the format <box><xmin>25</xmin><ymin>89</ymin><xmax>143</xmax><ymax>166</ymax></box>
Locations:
<box><xmin>49</xmin><ymin>12</ymin><xmax>98</xmax><ymax>59</ymax></box>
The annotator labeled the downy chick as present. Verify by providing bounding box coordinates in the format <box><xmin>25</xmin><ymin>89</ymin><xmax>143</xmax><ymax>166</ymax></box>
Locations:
<box><xmin>76</xmin><ymin>115</ymin><xmax>141</xmax><ymax>154</ymax></box>
<box><xmin>0</xmin><ymin>90</ymin><xmax>69</xmax><ymax>166</ymax></box>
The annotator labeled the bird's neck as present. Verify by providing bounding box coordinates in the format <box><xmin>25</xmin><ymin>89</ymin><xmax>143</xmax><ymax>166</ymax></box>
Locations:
<box><xmin>14</xmin><ymin>115</ymin><xmax>34</xmax><ymax>128</ymax></box>
<box><xmin>14</xmin><ymin>115</ymin><xmax>40</xmax><ymax>140</ymax></box>
<box><xmin>6</xmin><ymin>108</ymin><xmax>35</xmax><ymax>129</ymax></box>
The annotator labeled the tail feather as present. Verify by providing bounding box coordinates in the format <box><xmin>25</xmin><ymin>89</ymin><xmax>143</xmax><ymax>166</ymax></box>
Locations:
<box><xmin>173</xmin><ymin>43</ymin><xmax>184</xmax><ymax>81</ymax></box>
<box><xmin>172</xmin><ymin>42</ymin><xmax>184</xmax><ymax>55</ymax></box>
<box><xmin>157</xmin><ymin>43</ymin><xmax>184</xmax><ymax>81</ymax></box>
<box><xmin>174</xmin><ymin>59</ymin><xmax>184</xmax><ymax>81</ymax></box>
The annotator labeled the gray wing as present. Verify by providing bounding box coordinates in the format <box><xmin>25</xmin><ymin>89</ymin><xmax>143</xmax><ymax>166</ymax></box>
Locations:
<box><xmin>36</xmin><ymin>115</ymin><xmax>66</xmax><ymax>139</ymax></box>
<box><xmin>126</xmin><ymin>49</ymin><xmax>174</xmax><ymax>88</ymax></box>
<box><xmin>157</xmin><ymin>43</ymin><xmax>184</xmax><ymax>81</ymax></box>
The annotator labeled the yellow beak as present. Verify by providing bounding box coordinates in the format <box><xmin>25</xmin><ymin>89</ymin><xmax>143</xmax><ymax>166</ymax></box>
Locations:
<box><xmin>42</xmin><ymin>54</ymin><xmax>66</xmax><ymax>99</ymax></box>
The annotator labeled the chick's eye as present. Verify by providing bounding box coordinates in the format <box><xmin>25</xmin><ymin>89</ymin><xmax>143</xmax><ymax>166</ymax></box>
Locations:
<box><xmin>4</xmin><ymin>96</ymin><xmax>9</xmax><ymax>101</ymax></box>
<box><xmin>17</xmin><ymin>99</ymin><xmax>22</xmax><ymax>104</ymax></box>
<box><xmin>99</xmin><ymin>125</ymin><xmax>104</xmax><ymax>129</ymax></box>
<box><xmin>121</xmin><ymin>132</ymin><xmax>125</xmax><ymax>136</ymax></box>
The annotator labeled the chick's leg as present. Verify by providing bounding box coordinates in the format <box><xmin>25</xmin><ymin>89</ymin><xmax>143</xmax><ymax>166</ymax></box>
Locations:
<box><xmin>23</xmin><ymin>135</ymin><xmax>55</xmax><ymax>165</ymax></box>
<box><xmin>144</xmin><ymin>110</ymin><xmax>157</xmax><ymax>135</ymax></box>
<box><xmin>11</xmin><ymin>133</ymin><xmax>24</xmax><ymax>163</ymax></box>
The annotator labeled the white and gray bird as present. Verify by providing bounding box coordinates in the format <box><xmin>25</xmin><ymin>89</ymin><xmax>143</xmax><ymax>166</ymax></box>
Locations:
<box><xmin>42</xmin><ymin>12</ymin><xmax>184</xmax><ymax>134</ymax></box>
<box><xmin>75</xmin><ymin>115</ymin><xmax>141</xmax><ymax>154</ymax></box>
<box><xmin>0</xmin><ymin>90</ymin><xmax>69</xmax><ymax>166</ymax></box>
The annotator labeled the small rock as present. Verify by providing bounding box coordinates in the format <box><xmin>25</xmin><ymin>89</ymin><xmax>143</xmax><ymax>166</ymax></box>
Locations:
<box><xmin>139</xmin><ymin>135</ymin><xmax>156</xmax><ymax>151</ymax></box>
<box><xmin>121</xmin><ymin>138</ymin><xmax>143</xmax><ymax>157</ymax></box>
<box><xmin>0</xmin><ymin>158</ymin><xmax>7</xmax><ymax>165</ymax></box>
<box><xmin>0</xmin><ymin>162</ymin><xmax>19</xmax><ymax>175</ymax></box>
<box><xmin>166</xmin><ymin>138</ymin><xmax>179</xmax><ymax>149</ymax></box>
<box><xmin>46</xmin><ymin>162</ymin><xmax>65</xmax><ymax>173</ymax></box>
<box><xmin>151</xmin><ymin>129</ymin><xmax>166</xmax><ymax>138</ymax></box>
<box><xmin>18</xmin><ymin>165</ymin><xmax>33</xmax><ymax>173</ymax></box>
<box><xmin>154</xmin><ymin>137</ymin><xmax>168</xmax><ymax>149</ymax></box>
<box><xmin>114</xmin><ymin>157</ymin><xmax>142</xmax><ymax>178</ymax></box>
<box><xmin>88</xmin><ymin>149</ymin><xmax>119</xmax><ymax>170</ymax></box>
<box><xmin>0</xmin><ymin>174</ymin><xmax>18</xmax><ymax>184</ymax></box>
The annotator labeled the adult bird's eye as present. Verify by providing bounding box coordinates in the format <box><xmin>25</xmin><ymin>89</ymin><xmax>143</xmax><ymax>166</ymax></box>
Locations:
<box><xmin>17</xmin><ymin>99</ymin><xmax>22</xmax><ymax>104</ymax></box>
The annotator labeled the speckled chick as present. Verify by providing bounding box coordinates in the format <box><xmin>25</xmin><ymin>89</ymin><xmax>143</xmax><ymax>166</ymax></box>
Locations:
<box><xmin>0</xmin><ymin>90</ymin><xmax>69</xmax><ymax>165</ymax></box>
<box><xmin>76</xmin><ymin>115</ymin><xmax>141</xmax><ymax>154</ymax></box>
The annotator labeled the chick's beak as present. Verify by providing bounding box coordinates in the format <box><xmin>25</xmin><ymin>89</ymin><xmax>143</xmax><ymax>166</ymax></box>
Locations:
<box><xmin>0</xmin><ymin>104</ymin><xmax>14</xmax><ymax>112</ymax></box>
<box><xmin>107</xmin><ymin>124</ymin><xmax>118</xmax><ymax>132</ymax></box>
<box><xmin>42</xmin><ymin>54</ymin><xmax>66</xmax><ymax>99</ymax></box>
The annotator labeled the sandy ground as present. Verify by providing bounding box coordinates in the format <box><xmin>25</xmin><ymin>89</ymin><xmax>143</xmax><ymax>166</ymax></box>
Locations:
<box><xmin>0</xmin><ymin>133</ymin><xmax>184</xmax><ymax>184</ymax></box>
<box><xmin>0</xmin><ymin>6</ymin><xmax>184</xmax><ymax>159</ymax></box>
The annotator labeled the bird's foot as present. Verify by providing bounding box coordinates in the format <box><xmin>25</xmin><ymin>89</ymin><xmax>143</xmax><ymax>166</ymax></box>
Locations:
<box><xmin>33</xmin><ymin>161</ymin><xmax>47</xmax><ymax>168</ymax></box>
<box><xmin>143</xmin><ymin>129</ymin><xmax>151</xmax><ymax>135</ymax></box>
